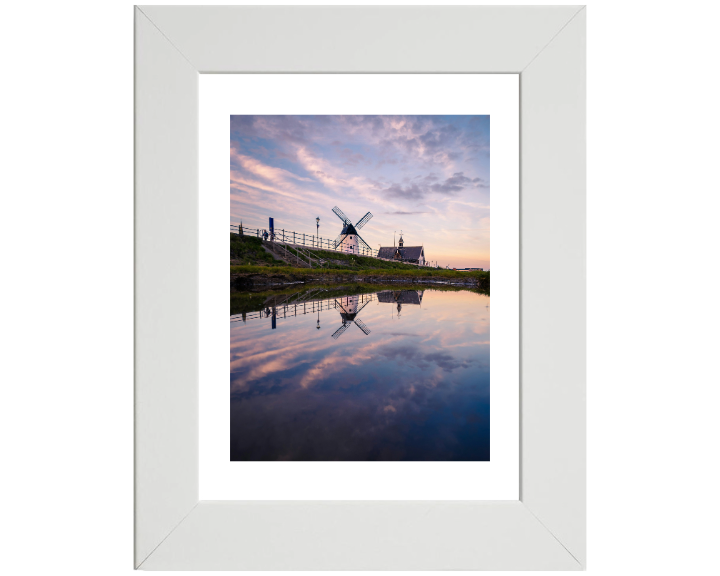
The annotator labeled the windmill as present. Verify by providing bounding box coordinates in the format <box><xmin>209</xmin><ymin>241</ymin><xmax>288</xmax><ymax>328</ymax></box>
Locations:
<box><xmin>331</xmin><ymin>295</ymin><xmax>372</xmax><ymax>340</ymax></box>
<box><xmin>331</xmin><ymin>206</ymin><xmax>373</xmax><ymax>255</ymax></box>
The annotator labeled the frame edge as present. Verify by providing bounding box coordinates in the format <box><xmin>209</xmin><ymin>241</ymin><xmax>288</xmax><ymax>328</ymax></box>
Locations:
<box><xmin>134</xmin><ymin>4</ymin><xmax>586</xmax><ymax>570</ymax></box>
<box><xmin>520</xmin><ymin>6</ymin><xmax>587</xmax><ymax>567</ymax></box>
<box><xmin>134</xmin><ymin>6</ymin><xmax>200</xmax><ymax>568</ymax></box>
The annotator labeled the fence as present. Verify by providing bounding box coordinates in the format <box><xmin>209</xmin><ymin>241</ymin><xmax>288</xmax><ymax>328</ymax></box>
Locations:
<box><xmin>231</xmin><ymin>291</ymin><xmax>378</xmax><ymax>325</ymax></box>
<box><xmin>231</xmin><ymin>297</ymin><xmax>338</xmax><ymax>323</ymax></box>
<box><xmin>230</xmin><ymin>223</ymin><xmax>378</xmax><ymax>258</ymax></box>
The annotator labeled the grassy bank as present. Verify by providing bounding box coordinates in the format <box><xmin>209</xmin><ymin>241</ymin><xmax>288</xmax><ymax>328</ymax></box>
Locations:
<box><xmin>231</xmin><ymin>233</ymin><xmax>482</xmax><ymax>274</ymax></box>
<box><xmin>230</xmin><ymin>234</ymin><xmax>283</xmax><ymax>266</ymax></box>
<box><xmin>281</xmin><ymin>243</ymin><xmax>439</xmax><ymax>272</ymax></box>
<box><xmin>231</xmin><ymin>265</ymin><xmax>489</xmax><ymax>294</ymax></box>
<box><xmin>230</xmin><ymin>233</ymin><xmax>489</xmax><ymax>290</ymax></box>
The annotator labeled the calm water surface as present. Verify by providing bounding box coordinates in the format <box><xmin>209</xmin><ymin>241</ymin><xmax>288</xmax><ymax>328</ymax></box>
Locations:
<box><xmin>230</xmin><ymin>288</ymin><xmax>489</xmax><ymax>461</ymax></box>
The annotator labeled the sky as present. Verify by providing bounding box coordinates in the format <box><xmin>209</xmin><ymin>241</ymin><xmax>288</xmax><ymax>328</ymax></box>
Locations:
<box><xmin>230</xmin><ymin>115</ymin><xmax>489</xmax><ymax>269</ymax></box>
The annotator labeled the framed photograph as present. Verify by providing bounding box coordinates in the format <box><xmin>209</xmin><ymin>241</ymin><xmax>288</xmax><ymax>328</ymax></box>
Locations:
<box><xmin>199</xmin><ymin>74</ymin><xmax>520</xmax><ymax>503</ymax></box>
<box><xmin>135</xmin><ymin>5</ymin><xmax>585</xmax><ymax>570</ymax></box>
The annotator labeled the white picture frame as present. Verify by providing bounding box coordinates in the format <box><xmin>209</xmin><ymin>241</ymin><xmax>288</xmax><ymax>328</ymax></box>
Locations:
<box><xmin>134</xmin><ymin>5</ymin><xmax>586</xmax><ymax>570</ymax></box>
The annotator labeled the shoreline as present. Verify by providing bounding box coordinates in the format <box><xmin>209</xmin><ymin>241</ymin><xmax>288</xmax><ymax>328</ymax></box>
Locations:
<box><xmin>231</xmin><ymin>269</ymin><xmax>489</xmax><ymax>292</ymax></box>
<box><xmin>230</xmin><ymin>279</ymin><xmax>489</xmax><ymax>316</ymax></box>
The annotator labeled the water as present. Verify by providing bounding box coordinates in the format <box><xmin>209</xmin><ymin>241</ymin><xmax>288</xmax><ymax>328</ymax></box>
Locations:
<box><xmin>230</xmin><ymin>287</ymin><xmax>490</xmax><ymax>461</ymax></box>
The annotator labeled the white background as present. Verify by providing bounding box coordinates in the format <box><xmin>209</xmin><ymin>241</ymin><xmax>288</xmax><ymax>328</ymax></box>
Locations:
<box><xmin>2</xmin><ymin>0</ymin><xmax>719</xmax><ymax>574</ymax></box>
<box><xmin>200</xmin><ymin>74</ymin><xmax>519</xmax><ymax>500</ymax></box>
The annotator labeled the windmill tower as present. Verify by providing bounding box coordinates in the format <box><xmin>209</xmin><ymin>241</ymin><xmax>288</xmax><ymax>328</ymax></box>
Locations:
<box><xmin>331</xmin><ymin>296</ymin><xmax>372</xmax><ymax>339</ymax></box>
<box><xmin>331</xmin><ymin>206</ymin><xmax>373</xmax><ymax>255</ymax></box>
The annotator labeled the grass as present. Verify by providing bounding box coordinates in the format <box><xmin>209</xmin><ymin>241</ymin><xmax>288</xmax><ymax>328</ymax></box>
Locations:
<box><xmin>230</xmin><ymin>234</ymin><xmax>284</xmax><ymax>267</ymax></box>
<box><xmin>281</xmin><ymin>244</ymin><xmax>432</xmax><ymax>272</ymax></box>
<box><xmin>230</xmin><ymin>263</ymin><xmax>489</xmax><ymax>281</ymax></box>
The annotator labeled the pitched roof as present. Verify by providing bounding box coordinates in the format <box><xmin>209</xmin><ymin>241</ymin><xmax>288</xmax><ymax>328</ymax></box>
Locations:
<box><xmin>377</xmin><ymin>290</ymin><xmax>424</xmax><ymax>305</ymax></box>
<box><xmin>377</xmin><ymin>246</ymin><xmax>424</xmax><ymax>260</ymax></box>
<box><xmin>377</xmin><ymin>246</ymin><xmax>397</xmax><ymax>259</ymax></box>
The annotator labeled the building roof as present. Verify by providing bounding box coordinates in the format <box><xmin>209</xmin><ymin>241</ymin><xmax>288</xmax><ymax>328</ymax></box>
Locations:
<box><xmin>341</xmin><ymin>223</ymin><xmax>358</xmax><ymax>235</ymax></box>
<box><xmin>377</xmin><ymin>245</ymin><xmax>424</xmax><ymax>260</ymax></box>
<box><xmin>377</xmin><ymin>246</ymin><xmax>397</xmax><ymax>259</ymax></box>
<box><xmin>377</xmin><ymin>290</ymin><xmax>424</xmax><ymax>305</ymax></box>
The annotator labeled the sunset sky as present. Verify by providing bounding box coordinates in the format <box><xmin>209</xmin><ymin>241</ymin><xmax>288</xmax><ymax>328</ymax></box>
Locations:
<box><xmin>230</xmin><ymin>115</ymin><xmax>489</xmax><ymax>269</ymax></box>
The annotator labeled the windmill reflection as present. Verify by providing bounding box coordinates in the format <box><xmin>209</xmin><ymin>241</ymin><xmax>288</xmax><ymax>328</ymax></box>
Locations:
<box><xmin>232</xmin><ymin>289</ymin><xmax>377</xmax><ymax>338</ymax></box>
<box><xmin>331</xmin><ymin>295</ymin><xmax>372</xmax><ymax>339</ymax></box>
<box><xmin>231</xmin><ymin>288</ymin><xmax>425</xmax><ymax>333</ymax></box>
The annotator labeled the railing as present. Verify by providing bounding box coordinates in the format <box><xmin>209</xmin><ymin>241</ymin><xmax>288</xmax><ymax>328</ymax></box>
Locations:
<box><xmin>268</xmin><ymin>241</ymin><xmax>318</xmax><ymax>268</ymax></box>
<box><xmin>231</xmin><ymin>297</ymin><xmax>338</xmax><ymax>323</ymax></box>
<box><xmin>231</xmin><ymin>291</ymin><xmax>378</xmax><ymax>324</ymax></box>
<box><xmin>230</xmin><ymin>224</ymin><xmax>378</xmax><ymax>258</ymax></box>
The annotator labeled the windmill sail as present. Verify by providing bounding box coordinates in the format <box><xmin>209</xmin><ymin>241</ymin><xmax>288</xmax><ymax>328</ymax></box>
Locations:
<box><xmin>331</xmin><ymin>294</ymin><xmax>372</xmax><ymax>340</ymax></box>
<box><xmin>355</xmin><ymin>212</ymin><xmax>373</xmax><ymax>230</ymax></box>
<box><xmin>331</xmin><ymin>322</ymin><xmax>351</xmax><ymax>340</ymax></box>
<box><xmin>354</xmin><ymin>318</ymin><xmax>371</xmax><ymax>335</ymax></box>
<box><xmin>356</xmin><ymin>234</ymin><xmax>372</xmax><ymax>253</ymax></box>
<box><xmin>354</xmin><ymin>299</ymin><xmax>371</xmax><ymax>315</ymax></box>
<box><xmin>332</xmin><ymin>206</ymin><xmax>351</xmax><ymax>225</ymax></box>
<box><xmin>333</xmin><ymin>232</ymin><xmax>348</xmax><ymax>249</ymax></box>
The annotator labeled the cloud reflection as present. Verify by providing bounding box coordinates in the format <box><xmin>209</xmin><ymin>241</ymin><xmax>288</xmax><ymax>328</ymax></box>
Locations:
<box><xmin>231</xmin><ymin>289</ymin><xmax>490</xmax><ymax>461</ymax></box>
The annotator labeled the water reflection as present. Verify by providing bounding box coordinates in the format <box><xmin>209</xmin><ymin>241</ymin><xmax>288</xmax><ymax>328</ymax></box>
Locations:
<box><xmin>230</xmin><ymin>287</ymin><xmax>490</xmax><ymax>461</ymax></box>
